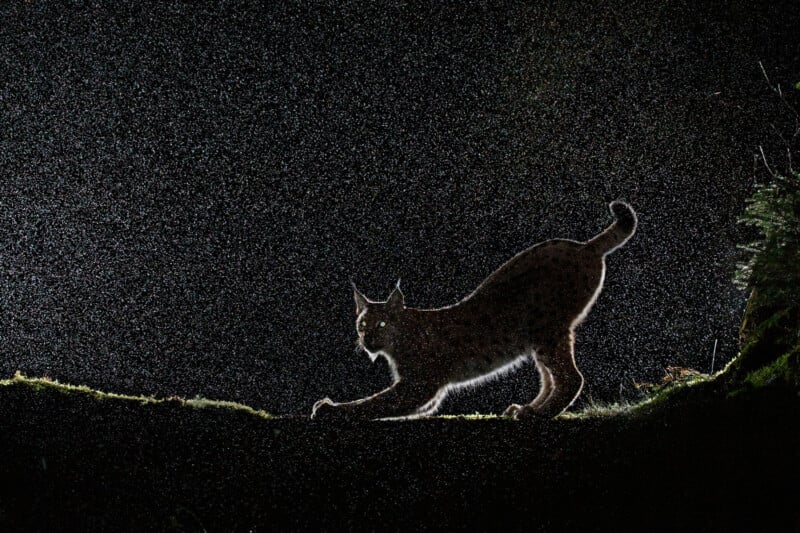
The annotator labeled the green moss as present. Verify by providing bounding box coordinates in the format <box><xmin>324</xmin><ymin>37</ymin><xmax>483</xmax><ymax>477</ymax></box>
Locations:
<box><xmin>560</xmin><ymin>400</ymin><xmax>636</xmax><ymax>419</ymax></box>
<box><xmin>432</xmin><ymin>413</ymin><xmax>504</xmax><ymax>420</ymax></box>
<box><xmin>625</xmin><ymin>374</ymin><xmax>718</xmax><ymax>417</ymax></box>
<box><xmin>729</xmin><ymin>305</ymin><xmax>799</xmax><ymax>382</ymax></box>
<box><xmin>181</xmin><ymin>397</ymin><xmax>274</xmax><ymax>419</ymax></box>
<box><xmin>1</xmin><ymin>372</ymin><xmax>274</xmax><ymax>420</ymax></box>
<box><xmin>743</xmin><ymin>346</ymin><xmax>800</xmax><ymax>389</ymax></box>
<box><xmin>1</xmin><ymin>372</ymin><xmax>161</xmax><ymax>404</ymax></box>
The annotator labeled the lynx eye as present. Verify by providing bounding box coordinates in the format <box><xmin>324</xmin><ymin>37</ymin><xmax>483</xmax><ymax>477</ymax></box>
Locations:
<box><xmin>360</xmin><ymin>320</ymin><xmax>367</xmax><ymax>327</ymax></box>
<box><xmin>379</xmin><ymin>321</ymin><xmax>386</xmax><ymax>328</ymax></box>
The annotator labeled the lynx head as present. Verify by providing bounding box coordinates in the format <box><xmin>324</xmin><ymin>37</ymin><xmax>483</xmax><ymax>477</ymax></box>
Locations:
<box><xmin>352</xmin><ymin>280</ymin><xmax>405</xmax><ymax>359</ymax></box>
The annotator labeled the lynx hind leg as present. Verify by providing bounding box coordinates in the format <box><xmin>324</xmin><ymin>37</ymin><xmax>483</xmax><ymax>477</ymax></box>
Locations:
<box><xmin>529</xmin><ymin>357</ymin><xmax>555</xmax><ymax>409</ymax></box>
<box><xmin>508</xmin><ymin>335</ymin><xmax>584</xmax><ymax>420</ymax></box>
<box><xmin>503</xmin><ymin>352</ymin><xmax>552</xmax><ymax>418</ymax></box>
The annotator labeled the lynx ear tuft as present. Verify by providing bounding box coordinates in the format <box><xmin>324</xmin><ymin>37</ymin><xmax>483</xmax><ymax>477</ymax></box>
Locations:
<box><xmin>386</xmin><ymin>283</ymin><xmax>405</xmax><ymax>309</ymax></box>
<box><xmin>352</xmin><ymin>281</ymin><xmax>369</xmax><ymax>315</ymax></box>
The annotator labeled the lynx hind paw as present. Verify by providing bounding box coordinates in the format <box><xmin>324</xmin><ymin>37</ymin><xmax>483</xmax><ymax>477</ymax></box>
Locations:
<box><xmin>503</xmin><ymin>404</ymin><xmax>550</xmax><ymax>421</ymax></box>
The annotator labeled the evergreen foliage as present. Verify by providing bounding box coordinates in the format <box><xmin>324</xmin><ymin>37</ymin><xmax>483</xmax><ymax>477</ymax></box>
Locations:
<box><xmin>729</xmin><ymin>67</ymin><xmax>800</xmax><ymax>380</ymax></box>
<box><xmin>736</xmin><ymin>169</ymin><xmax>800</xmax><ymax>312</ymax></box>
<box><xmin>734</xmin><ymin>168</ymin><xmax>800</xmax><ymax>370</ymax></box>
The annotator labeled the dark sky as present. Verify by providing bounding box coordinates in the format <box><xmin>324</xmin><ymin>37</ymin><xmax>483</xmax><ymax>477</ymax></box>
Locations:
<box><xmin>1</xmin><ymin>1</ymin><xmax>798</xmax><ymax>415</ymax></box>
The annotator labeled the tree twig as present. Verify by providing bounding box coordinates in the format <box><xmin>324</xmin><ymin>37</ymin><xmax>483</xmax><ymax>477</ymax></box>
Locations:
<box><xmin>759</xmin><ymin>145</ymin><xmax>777</xmax><ymax>177</ymax></box>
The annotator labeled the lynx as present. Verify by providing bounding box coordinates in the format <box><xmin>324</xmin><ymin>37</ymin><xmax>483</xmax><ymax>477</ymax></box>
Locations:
<box><xmin>312</xmin><ymin>201</ymin><xmax>637</xmax><ymax>420</ymax></box>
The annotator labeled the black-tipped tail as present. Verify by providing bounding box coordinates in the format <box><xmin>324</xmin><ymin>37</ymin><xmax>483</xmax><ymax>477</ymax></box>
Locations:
<box><xmin>586</xmin><ymin>201</ymin><xmax>637</xmax><ymax>255</ymax></box>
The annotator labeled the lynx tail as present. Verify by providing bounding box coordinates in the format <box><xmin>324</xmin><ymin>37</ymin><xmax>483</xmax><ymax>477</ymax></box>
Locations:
<box><xmin>586</xmin><ymin>201</ymin><xmax>637</xmax><ymax>255</ymax></box>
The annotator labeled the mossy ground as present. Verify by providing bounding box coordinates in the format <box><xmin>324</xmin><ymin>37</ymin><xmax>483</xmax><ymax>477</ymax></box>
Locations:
<box><xmin>1</xmin><ymin>358</ymin><xmax>798</xmax><ymax>532</ymax></box>
<box><xmin>1</xmin><ymin>372</ymin><xmax>275</xmax><ymax>419</ymax></box>
<box><xmin>0</xmin><ymin>367</ymin><xmax>723</xmax><ymax>423</ymax></box>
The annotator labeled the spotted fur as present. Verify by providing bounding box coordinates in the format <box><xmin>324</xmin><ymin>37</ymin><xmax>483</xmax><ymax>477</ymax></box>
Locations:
<box><xmin>312</xmin><ymin>201</ymin><xmax>637</xmax><ymax>420</ymax></box>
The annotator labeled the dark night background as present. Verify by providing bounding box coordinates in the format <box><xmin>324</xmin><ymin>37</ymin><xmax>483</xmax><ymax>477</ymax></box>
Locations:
<box><xmin>1</xmin><ymin>1</ymin><xmax>799</xmax><ymax>416</ymax></box>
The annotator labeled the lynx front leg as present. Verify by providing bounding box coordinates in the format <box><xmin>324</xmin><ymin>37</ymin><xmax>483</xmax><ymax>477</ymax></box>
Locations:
<box><xmin>506</xmin><ymin>335</ymin><xmax>584</xmax><ymax>420</ymax></box>
<box><xmin>311</xmin><ymin>380</ymin><xmax>438</xmax><ymax>420</ymax></box>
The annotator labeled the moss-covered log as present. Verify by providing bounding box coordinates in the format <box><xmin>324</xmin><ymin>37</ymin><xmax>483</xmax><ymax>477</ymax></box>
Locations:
<box><xmin>728</xmin><ymin>289</ymin><xmax>800</xmax><ymax>384</ymax></box>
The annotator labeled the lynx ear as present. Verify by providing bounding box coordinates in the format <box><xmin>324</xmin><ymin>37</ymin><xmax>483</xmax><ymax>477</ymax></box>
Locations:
<box><xmin>352</xmin><ymin>281</ymin><xmax>369</xmax><ymax>315</ymax></box>
<box><xmin>386</xmin><ymin>280</ymin><xmax>404</xmax><ymax>309</ymax></box>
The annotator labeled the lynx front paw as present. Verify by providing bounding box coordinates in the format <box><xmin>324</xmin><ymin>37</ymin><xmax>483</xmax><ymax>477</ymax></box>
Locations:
<box><xmin>311</xmin><ymin>397</ymin><xmax>338</xmax><ymax>419</ymax></box>
<box><xmin>503</xmin><ymin>403</ymin><xmax>524</xmax><ymax>418</ymax></box>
